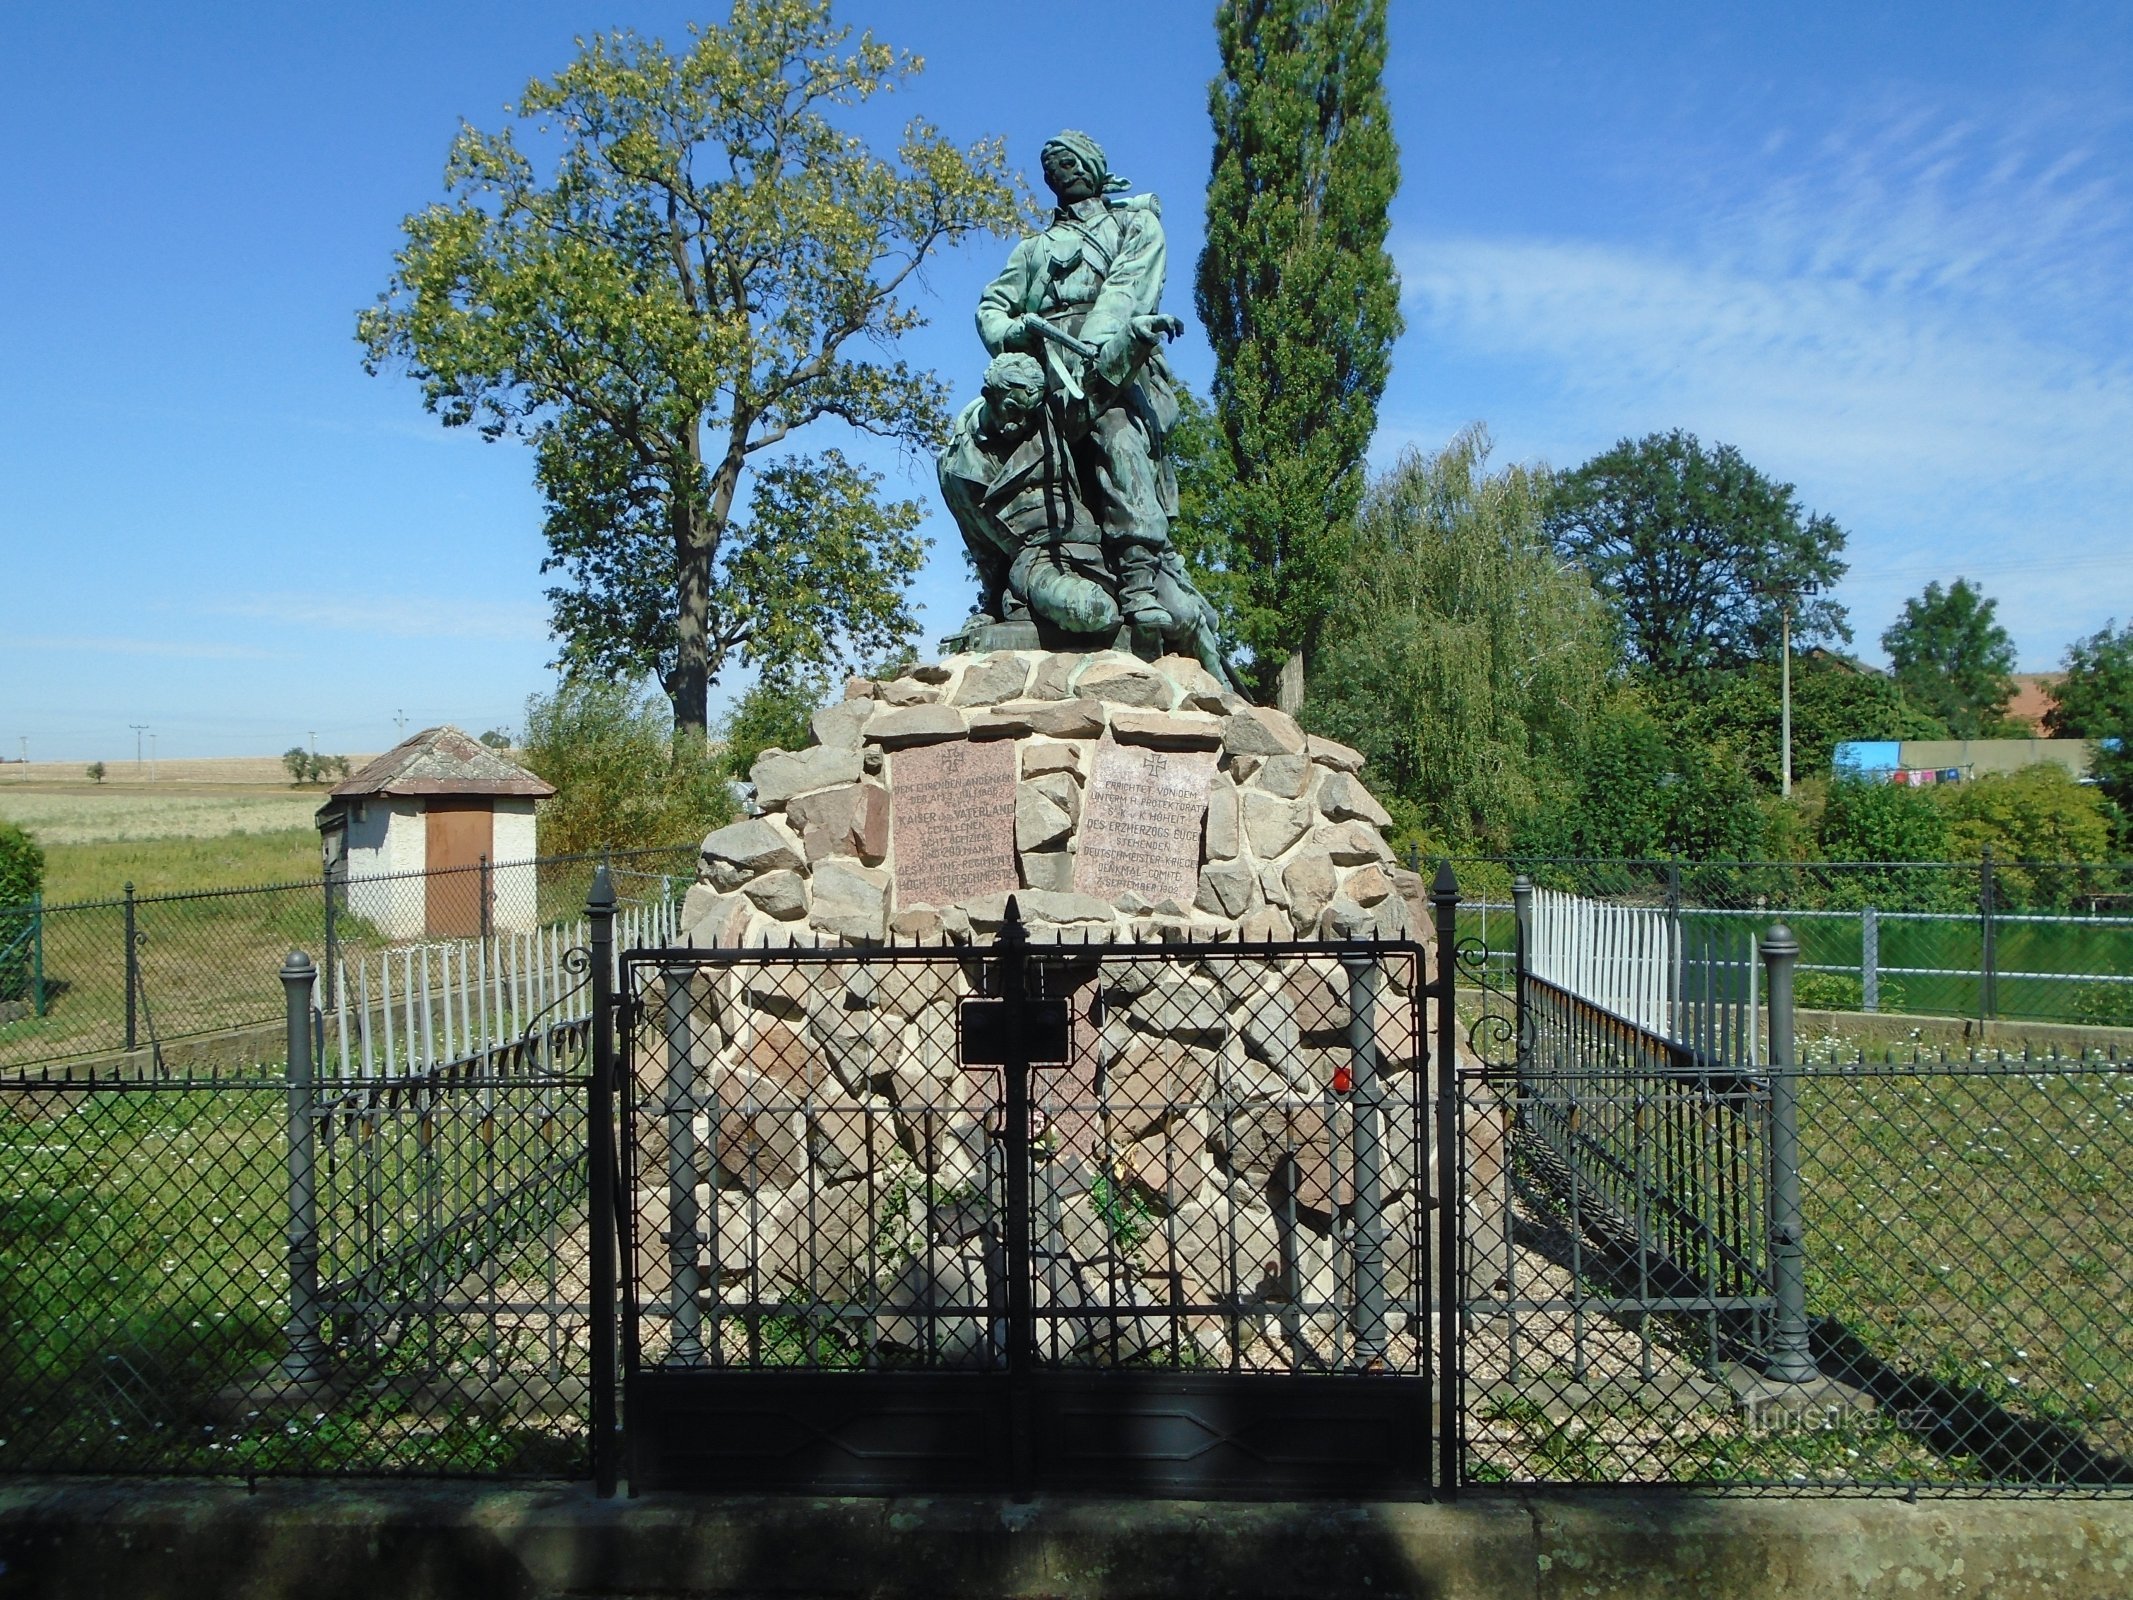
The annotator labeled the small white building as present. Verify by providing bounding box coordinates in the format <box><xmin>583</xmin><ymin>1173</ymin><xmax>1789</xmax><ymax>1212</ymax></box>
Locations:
<box><xmin>315</xmin><ymin>727</ymin><xmax>554</xmax><ymax>940</ymax></box>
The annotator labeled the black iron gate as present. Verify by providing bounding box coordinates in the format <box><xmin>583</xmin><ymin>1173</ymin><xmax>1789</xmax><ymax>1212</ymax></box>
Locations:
<box><xmin>607</xmin><ymin>889</ymin><xmax>1462</xmax><ymax>1498</ymax></box>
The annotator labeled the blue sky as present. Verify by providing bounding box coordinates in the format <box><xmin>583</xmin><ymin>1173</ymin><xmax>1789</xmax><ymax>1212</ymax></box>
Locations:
<box><xmin>3</xmin><ymin>0</ymin><xmax>2128</xmax><ymax>761</ymax></box>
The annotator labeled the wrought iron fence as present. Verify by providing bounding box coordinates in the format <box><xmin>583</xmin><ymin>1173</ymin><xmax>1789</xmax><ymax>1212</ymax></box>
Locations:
<box><xmin>0</xmin><ymin>846</ymin><xmax>695</xmax><ymax>1077</ymax></box>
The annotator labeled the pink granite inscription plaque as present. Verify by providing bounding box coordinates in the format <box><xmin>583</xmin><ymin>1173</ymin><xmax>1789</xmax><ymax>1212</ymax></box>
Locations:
<box><xmin>890</xmin><ymin>740</ymin><xmax>1018</xmax><ymax>909</ymax></box>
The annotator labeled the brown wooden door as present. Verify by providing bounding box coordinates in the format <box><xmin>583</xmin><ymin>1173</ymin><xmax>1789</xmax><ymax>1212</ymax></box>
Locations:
<box><xmin>424</xmin><ymin>800</ymin><xmax>494</xmax><ymax>937</ymax></box>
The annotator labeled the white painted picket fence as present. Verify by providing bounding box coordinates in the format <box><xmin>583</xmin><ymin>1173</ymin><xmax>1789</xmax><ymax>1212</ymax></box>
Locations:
<box><xmin>324</xmin><ymin>897</ymin><xmax>679</xmax><ymax>1080</ymax></box>
<box><xmin>1526</xmin><ymin>886</ymin><xmax>1678</xmax><ymax>1037</ymax></box>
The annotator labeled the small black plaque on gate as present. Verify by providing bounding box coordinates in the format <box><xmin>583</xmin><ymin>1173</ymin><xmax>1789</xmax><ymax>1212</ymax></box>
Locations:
<box><xmin>959</xmin><ymin>999</ymin><xmax>1071</xmax><ymax>1065</ymax></box>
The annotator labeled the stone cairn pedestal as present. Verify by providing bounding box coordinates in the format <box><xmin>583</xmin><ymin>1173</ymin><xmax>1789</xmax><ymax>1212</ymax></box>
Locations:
<box><xmin>646</xmin><ymin>649</ymin><xmax>1504</xmax><ymax>1369</ymax></box>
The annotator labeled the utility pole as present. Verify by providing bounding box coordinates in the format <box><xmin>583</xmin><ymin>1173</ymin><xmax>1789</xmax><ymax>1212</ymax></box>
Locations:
<box><xmin>16</xmin><ymin>737</ymin><xmax>25</xmax><ymax>781</ymax></box>
<box><xmin>130</xmin><ymin>724</ymin><xmax>148</xmax><ymax>774</ymax></box>
<box><xmin>1780</xmin><ymin>605</ymin><xmax>1793</xmax><ymax>798</ymax></box>
<box><xmin>393</xmin><ymin>710</ymin><xmax>407</xmax><ymax>739</ymax></box>
<box><xmin>149</xmin><ymin>732</ymin><xmax>158</xmax><ymax>783</ymax></box>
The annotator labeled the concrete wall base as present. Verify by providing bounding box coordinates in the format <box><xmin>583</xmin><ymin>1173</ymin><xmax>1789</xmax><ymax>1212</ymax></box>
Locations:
<box><xmin>3</xmin><ymin>1480</ymin><xmax>2131</xmax><ymax>1599</ymax></box>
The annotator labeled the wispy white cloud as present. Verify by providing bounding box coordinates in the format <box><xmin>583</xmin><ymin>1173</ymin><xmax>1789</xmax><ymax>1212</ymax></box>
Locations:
<box><xmin>1393</xmin><ymin>89</ymin><xmax>2133</xmax><ymax>667</ymax></box>
<box><xmin>1</xmin><ymin>635</ymin><xmax>276</xmax><ymax>661</ymax></box>
<box><xmin>204</xmin><ymin>593</ymin><xmax>550</xmax><ymax>644</ymax></box>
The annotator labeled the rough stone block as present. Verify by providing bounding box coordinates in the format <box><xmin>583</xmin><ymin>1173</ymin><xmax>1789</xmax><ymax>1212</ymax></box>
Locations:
<box><xmin>866</xmin><ymin>704</ymin><xmax>968</xmax><ymax>748</ymax></box>
<box><xmin>787</xmin><ymin>782</ymin><xmax>890</xmax><ymax>865</ymax></box>
<box><xmin>1328</xmin><ymin>819</ymin><xmax>1393</xmax><ymax>865</ymax></box>
<box><xmin>809</xmin><ymin>699</ymin><xmax>875</xmax><ymax>751</ymax></box>
<box><xmin>1022</xmin><ymin>741</ymin><xmax>1084</xmax><ymax>780</ymax></box>
<box><xmin>1281</xmin><ymin>849</ymin><xmax>1338</xmax><ymax>929</ymax></box>
<box><xmin>1128</xmin><ymin>972</ymin><xmax>1230</xmax><ymax>1044</ymax></box>
<box><xmin>1109</xmin><ymin>709</ymin><xmax>1225</xmax><ymax>749</ymax></box>
<box><xmin>1343</xmin><ymin>864</ymin><xmax>1392</xmax><ymax>906</ymax></box>
<box><xmin>1306</xmin><ymin>733</ymin><xmax>1366</xmax><ymax>772</ymax></box>
<box><xmin>1028</xmin><ymin>651</ymin><xmax>1081</xmax><ymax>700</ymax></box>
<box><xmin>1015</xmin><ymin>785</ymin><xmax>1072</xmax><ymax>854</ymax></box>
<box><xmin>1103</xmin><ymin>1034</ymin><xmax>1212</xmax><ymax>1136</ymax></box>
<box><xmin>1243</xmin><ymin>793</ymin><xmax>1311</xmax><ymax>860</ymax></box>
<box><xmin>1122</xmin><ymin>1120</ymin><xmax>1212</xmax><ymax>1213</ymax></box>
<box><xmin>1151</xmin><ymin>654</ymin><xmax>1233</xmax><ymax>714</ymax></box>
<box><xmin>878</xmin><ymin>677</ymin><xmax>941</xmax><ymax>706</ymax></box>
<box><xmin>700</xmin><ymin>818</ymin><xmax>803</xmax><ymax>889</ymax></box>
<box><xmin>1077</xmin><ymin>657</ymin><xmax>1173</xmax><ymax>709</ymax></box>
<box><xmin>949</xmin><ymin>653</ymin><xmax>1032</xmax><ymax>706</ymax></box>
<box><xmin>968</xmin><ymin>698</ymin><xmax>1107</xmax><ymax>739</ymax></box>
<box><xmin>1018</xmin><ymin>849</ymin><xmax>1075</xmax><ymax>894</ymax></box>
<box><xmin>743</xmin><ymin>869</ymin><xmax>809</xmax><ymax>921</ymax></box>
<box><xmin>1224</xmin><ymin>705</ymin><xmax>1307</xmax><ymax>757</ymax></box>
<box><xmin>1238</xmin><ymin>903</ymin><xmax>1295</xmax><ymax>941</ymax></box>
<box><xmin>1202</xmin><ymin>777</ymin><xmax>1240</xmax><ymax>860</ymax></box>
<box><xmin>1317</xmin><ymin>770</ymin><xmax>1392</xmax><ymax>827</ymax></box>
<box><xmin>1253</xmin><ymin>753</ymin><xmax>1312</xmax><ymax>800</ymax></box>
<box><xmin>808</xmin><ymin>859</ymin><xmax>889</xmax><ymax>943</ymax></box>
<box><xmin>1195</xmin><ymin>859</ymin><xmax>1254</xmax><ymax>919</ymax></box>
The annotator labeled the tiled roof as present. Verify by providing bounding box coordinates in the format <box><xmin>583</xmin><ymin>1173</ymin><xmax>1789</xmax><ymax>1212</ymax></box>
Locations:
<box><xmin>326</xmin><ymin>726</ymin><xmax>555</xmax><ymax>800</ymax></box>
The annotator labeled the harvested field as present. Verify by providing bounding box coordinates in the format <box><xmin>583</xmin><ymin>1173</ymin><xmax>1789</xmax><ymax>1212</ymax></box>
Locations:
<box><xmin>1</xmin><ymin>754</ymin><xmax>375</xmax><ymax>786</ymax></box>
<box><xmin>0</xmin><ymin>786</ymin><xmax>326</xmax><ymax>847</ymax></box>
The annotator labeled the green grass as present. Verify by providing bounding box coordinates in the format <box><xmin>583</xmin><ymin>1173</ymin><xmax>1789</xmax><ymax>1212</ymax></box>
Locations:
<box><xmin>0</xmin><ymin>1080</ymin><xmax>588</xmax><ymax>1476</ymax></box>
<box><xmin>42</xmin><ymin>827</ymin><xmax>320</xmax><ymax>903</ymax></box>
<box><xmin>1796</xmin><ymin>1067</ymin><xmax>2133</xmax><ymax>1475</ymax></box>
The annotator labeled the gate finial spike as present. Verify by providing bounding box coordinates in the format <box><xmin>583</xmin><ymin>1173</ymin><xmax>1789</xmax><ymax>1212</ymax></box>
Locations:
<box><xmin>1430</xmin><ymin>859</ymin><xmax>1460</xmax><ymax>904</ymax></box>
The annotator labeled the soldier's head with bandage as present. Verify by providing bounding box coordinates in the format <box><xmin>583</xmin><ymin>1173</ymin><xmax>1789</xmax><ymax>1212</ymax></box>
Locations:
<box><xmin>1040</xmin><ymin>131</ymin><xmax>1129</xmax><ymax>204</ymax></box>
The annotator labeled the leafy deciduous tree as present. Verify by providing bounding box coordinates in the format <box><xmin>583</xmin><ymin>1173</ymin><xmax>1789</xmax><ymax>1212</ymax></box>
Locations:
<box><xmin>1303</xmin><ymin>428</ymin><xmax>1618</xmax><ymax>854</ymax></box>
<box><xmin>1648</xmin><ymin>652</ymin><xmax>1947</xmax><ymax>791</ymax></box>
<box><xmin>1546</xmin><ymin>430</ymin><xmax>1849</xmax><ymax>679</ymax></box>
<box><xmin>2045</xmin><ymin>619</ymin><xmax>2133</xmax><ymax>822</ymax></box>
<box><xmin>360</xmin><ymin>2</ymin><xmax>1024</xmax><ymax>741</ymax></box>
<box><xmin>1936</xmin><ymin>766</ymin><xmax>2113</xmax><ymax>909</ymax></box>
<box><xmin>1196</xmin><ymin>0</ymin><xmax>1402</xmax><ymax>703</ymax></box>
<box><xmin>521</xmin><ymin>677</ymin><xmax>733</xmax><ymax>855</ymax></box>
<box><xmin>1880</xmin><ymin>578</ymin><xmax>2018</xmax><ymax>737</ymax></box>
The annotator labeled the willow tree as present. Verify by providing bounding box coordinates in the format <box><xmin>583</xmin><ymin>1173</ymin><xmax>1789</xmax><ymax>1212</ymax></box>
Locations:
<box><xmin>1305</xmin><ymin>429</ymin><xmax>1621</xmax><ymax>854</ymax></box>
<box><xmin>360</xmin><ymin>1</ymin><xmax>1025</xmax><ymax>741</ymax></box>
<box><xmin>1195</xmin><ymin>0</ymin><xmax>1403</xmax><ymax>706</ymax></box>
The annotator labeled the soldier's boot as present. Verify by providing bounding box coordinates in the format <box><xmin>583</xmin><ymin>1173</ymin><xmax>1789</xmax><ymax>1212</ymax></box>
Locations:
<box><xmin>1114</xmin><ymin>543</ymin><xmax>1175</xmax><ymax>632</ymax></box>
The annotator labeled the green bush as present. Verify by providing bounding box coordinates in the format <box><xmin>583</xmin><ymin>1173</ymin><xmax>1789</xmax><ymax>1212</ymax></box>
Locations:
<box><xmin>1794</xmin><ymin>971</ymin><xmax>1910</xmax><ymax>1013</ymax></box>
<box><xmin>720</xmin><ymin>673</ymin><xmax>830</xmax><ymax>782</ymax></box>
<box><xmin>2071</xmin><ymin>983</ymin><xmax>2133</xmax><ymax>1030</ymax></box>
<box><xmin>521</xmin><ymin>677</ymin><xmax>735</xmax><ymax>856</ymax></box>
<box><xmin>0</xmin><ymin>820</ymin><xmax>42</xmax><ymax>910</ymax></box>
<box><xmin>0</xmin><ymin>820</ymin><xmax>44</xmax><ymax>1003</ymax></box>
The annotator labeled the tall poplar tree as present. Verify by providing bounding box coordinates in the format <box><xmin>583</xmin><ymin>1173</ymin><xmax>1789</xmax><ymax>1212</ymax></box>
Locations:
<box><xmin>1195</xmin><ymin>0</ymin><xmax>1402</xmax><ymax>706</ymax></box>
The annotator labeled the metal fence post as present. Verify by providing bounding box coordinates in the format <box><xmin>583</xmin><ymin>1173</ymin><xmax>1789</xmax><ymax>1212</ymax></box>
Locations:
<box><xmin>31</xmin><ymin>892</ymin><xmax>45</xmax><ymax>1017</ymax></box>
<box><xmin>124</xmin><ymin>881</ymin><xmax>138</xmax><ymax>1053</ymax></box>
<box><xmin>1861</xmin><ymin>905</ymin><xmax>1879</xmax><ymax>1013</ymax></box>
<box><xmin>587</xmin><ymin>865</ymin><xmax>619</xmax><ymax>1497</ymax></box>
<box><xmin>280</xmin><ymin>951</ymin><xmax>328</xmax><ymax>1386</ymax></box>
<box><xmin>997</xmin><ymin>895</ymin><xmax>1035</xmax><ymax>1500</ymax></box>
<box><xmin>1759</xmin><ymin>924</ymin><xmax>1817</xmax><ymax>1384</ymax></box>
<box><xmin>321</xmin><ymin>862</ymin><xmax>339</xmax><ymax>1012</ymax></box>
<box><xmin>1979</xmin><ymin>849</ymin><xmax>1999</xmax><ymax>1022</ymax></box>
<box><xmin>479</xmin><ymin>853</ymin><xmax>493</xmax><ymax>943</ymax></box>
<box><xmin>1430</xmin><ymin>861</ymin><xmax>1463</xmax><ymax>1498</ymax></box>
<box><xmin>1512</xmin><ymin>875</ymin><xmax>1533</xmax><ymax>1064</ymax></box>
<box><xmin>659</xmin><ymin>965</ymin><xmax>704</xmax><ymax>1365</ymax></box>
<box><xmin>1342</xmin><ymin>945</ymin><xmax>1387</xmax><ymax>1366</ymax></box>
<box><xmin>1665</xmin><ymin>858</ymin><xmax>1684</xmax><ymax>1037</ymax></box>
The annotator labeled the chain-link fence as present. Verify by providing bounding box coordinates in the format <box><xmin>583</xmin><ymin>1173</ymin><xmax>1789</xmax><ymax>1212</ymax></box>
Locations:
<box><xmin>1461</xmin><ymin>898</ymin><xmax>2133</xmax><ymax>1493</ymax></box>
<box><xmin>1446</xmin><ymin>857</ymin><xmax>2133</xmax><ymax>1037</ymax></box>
<box><xmin>0</xmin><ymin>847</ymin><xmax>696</xmax><ymax>1078</ymax></box>
<box><xmin>0</xmin><ymin>959</ymin><xmax>599</xmax><ymax>1478</ymax></box>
